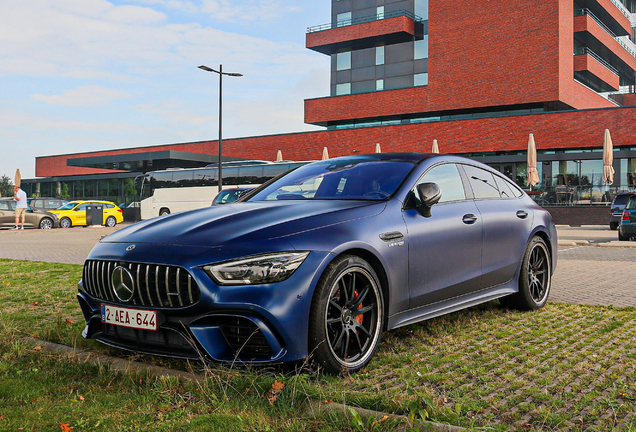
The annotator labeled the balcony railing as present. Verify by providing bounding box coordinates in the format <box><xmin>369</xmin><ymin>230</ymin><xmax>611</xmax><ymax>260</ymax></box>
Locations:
<box><xmin>609</xmin><ymin>0</ymin><xmax>632</xmax><ymax>20</ymax></box>
<box><xmin>307</xmin><ymin>9</ymin><xmax>423</xmax><ymax>33</ymax></box>
<box><xmin>575</xmin><ymin>8</ymin><xmax>636</xmax><ymax>60</ymax></box>
<box><xmin>574</xmin><ymin>46</ymin><xmax>620</xmax><ymax>75</ymax></box>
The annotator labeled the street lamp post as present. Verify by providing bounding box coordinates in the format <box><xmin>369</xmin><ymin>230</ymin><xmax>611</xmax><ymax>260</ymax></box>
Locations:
<box><xmin>198</xmin><ymin>64</ymin><xmax>243</xmax><ymax>194</ymax></box>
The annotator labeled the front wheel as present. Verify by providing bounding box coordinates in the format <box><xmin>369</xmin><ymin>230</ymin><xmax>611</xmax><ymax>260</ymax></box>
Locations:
<box><xmin>500</xmin><ymin>236</ymin><xmax>551</xmax><ymax>311</ymax></box>
<box><xmin>39</xmin><ymin>218</ymin><xmax>53</xmax><ymax>230</ymax></box>
<box><xmin>308</xmin><ymin>255</ymin><xmax>384</xmax><ymax>375</ymax></box>
<box><xmin>60</xmin><ymin>217</ymin><xmax>72</xmax><ymax>229</ymax></box>
<box><xmin>159</xmin><ymin>208</ymin><xmax>170</xmax><ymax>216</ymax></box>
<box><xmin>105</xmin><ymin>216</ymin><xmax>117</xmax><ymax>227</ymax></box>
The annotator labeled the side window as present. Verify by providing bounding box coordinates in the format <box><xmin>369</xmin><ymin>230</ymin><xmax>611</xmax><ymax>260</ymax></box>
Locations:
<box><xmin>0</xmin><ymin>201</ymin><xmax>9</xmax><ymax>210</ymax></box>
<box><xmin>34</xmin><ymin>199</ymin><xmax>44</xmax><ymax>208</ymax></box>
<box><xmin>463</xmin><ymin>165</ymin><xmax>500</xmax><ymax>199</ymax></box>
<box><xmin>494</xmin><ymin>175</ymin><xmax>517</xmax><ymax>199</ymax></box>
<box><xmin>76</xmin><ymin>203</ymin><xmax>90</xmax><ymax>211</ymax></box>
<box><xmin>104</xmin><ymin>204</ymin><xmax>114</xmax><ymax>209</ymax></box>
<box><xmin>415</xmin><ymin>164</ymin><xmax>466</xmax><ymax>204</ymax></box>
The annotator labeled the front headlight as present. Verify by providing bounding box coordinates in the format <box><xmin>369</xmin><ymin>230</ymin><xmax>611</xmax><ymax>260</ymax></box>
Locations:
<box><xmin>203</xmin><ymin>252</ymin><xmax>310</xmax><ymax>286</ymax></box>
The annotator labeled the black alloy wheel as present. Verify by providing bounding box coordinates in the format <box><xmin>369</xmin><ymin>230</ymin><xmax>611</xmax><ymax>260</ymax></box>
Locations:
<box><xmin>308</xmin><ymin>255</ymin><xmax>384</xmax><ymax>374</ymax></box>
<box><xmin>500</xmin><ymin>236</ymin><xmax>551</xmax><ymax>311</ymax></box>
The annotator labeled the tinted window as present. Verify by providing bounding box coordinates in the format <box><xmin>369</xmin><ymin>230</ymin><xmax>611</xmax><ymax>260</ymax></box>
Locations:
<box><xmin>417</xmin><ymin>164</ymin><xmax>466</xmax><ymax>203</ymax></box>
<box><xmin>494</xmin><ymin>175</ymin><xmax>517</xmax><ymax>199</ymax></box>
<box><xmin>463</xmin><ymin>165</ymin><xmax>501</xmax><ymax>199</ymax></box>
<box><xmin>613</xmin><ymin>194</ymin><xmax>634</xmax><ymax>205</ymax></box>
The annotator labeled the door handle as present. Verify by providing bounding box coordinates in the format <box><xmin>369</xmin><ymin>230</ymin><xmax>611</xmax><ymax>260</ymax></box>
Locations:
<box><xmin>462</xmin><ymin>214</ymin><xmax>478</xmax><ymax>224</ymax></box>
<box><xmin>516</xmin><ymin>210</ymin><xmax>529</xmax><ymax>219</ymax></box>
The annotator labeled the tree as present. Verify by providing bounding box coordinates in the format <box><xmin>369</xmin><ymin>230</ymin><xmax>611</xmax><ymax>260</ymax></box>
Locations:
<box><xmin>0</xmin><ymin>175</ymin><xmax>13</xmax><ymax>197</ymax></box>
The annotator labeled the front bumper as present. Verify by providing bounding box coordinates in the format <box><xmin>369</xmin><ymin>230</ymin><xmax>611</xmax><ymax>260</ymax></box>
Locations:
<box><xmin>76</xmin><ymin>246</ymin><xmax>333</xmax><ymax>364</ymax></box>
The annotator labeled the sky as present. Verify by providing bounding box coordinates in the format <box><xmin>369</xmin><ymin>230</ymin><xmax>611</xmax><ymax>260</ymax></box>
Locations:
<box><xmin>0</xmin><ymin>0</ymin><xmax>331</xmax><ymax>179</ymax></box>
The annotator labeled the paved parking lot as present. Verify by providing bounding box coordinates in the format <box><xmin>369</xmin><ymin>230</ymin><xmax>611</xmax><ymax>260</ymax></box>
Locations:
<box><xmin>1</xmin><ymin>224</ymin><xmax>635</xmax><ymax>307</ymax></box>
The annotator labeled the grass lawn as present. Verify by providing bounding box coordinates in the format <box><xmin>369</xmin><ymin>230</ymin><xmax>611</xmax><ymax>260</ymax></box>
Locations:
<box><xmin>1</xmin><ymin>259</ymin><xmax>636</xmax><ymax>431</ymax></box>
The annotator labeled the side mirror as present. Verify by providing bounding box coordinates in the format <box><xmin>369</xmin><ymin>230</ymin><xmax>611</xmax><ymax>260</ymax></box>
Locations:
<box><xmin>416</xmin><ymin>182</ymin><xmax>442</xmax><ymax>218</ymax></box>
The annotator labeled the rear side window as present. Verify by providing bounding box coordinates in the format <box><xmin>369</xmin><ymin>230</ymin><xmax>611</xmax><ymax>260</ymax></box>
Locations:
<box><xmin>494</xmin><ymin>175</ymin><xmax>521</xmax><ymax>198</ymax></box>
<box><xmin>626</xmin><ymin>198</ymin><xmax>636</xmax><ymax>210</ymax></box>
<box><xmin>463</xmin><ymin>165</ymin><xmax>500</xmax><ymax>199</ymax></box>
<box><xmin>0</xmin><ymin>201</ymin><xmax>9</xmax><ymax>210</ymax></box>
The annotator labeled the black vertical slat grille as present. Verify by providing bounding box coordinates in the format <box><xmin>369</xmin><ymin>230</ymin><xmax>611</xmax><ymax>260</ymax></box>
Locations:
<box><xmin>82</xmin><ymin>260</ymin><xmax>201</xmax><ymax>308</ymax></box>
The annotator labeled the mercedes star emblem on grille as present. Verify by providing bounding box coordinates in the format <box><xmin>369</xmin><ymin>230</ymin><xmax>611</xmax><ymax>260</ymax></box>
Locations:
<box><xmin>112</xmin><ymin>266</ymin><xmax>135</xmax><ymax>302</ymax></box>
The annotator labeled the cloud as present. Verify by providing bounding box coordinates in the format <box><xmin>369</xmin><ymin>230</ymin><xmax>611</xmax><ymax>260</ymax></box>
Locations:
<box><xmin>31</xmin><ymin>85</ymin><xmax>132</xmax><ymax>106</ymax></box>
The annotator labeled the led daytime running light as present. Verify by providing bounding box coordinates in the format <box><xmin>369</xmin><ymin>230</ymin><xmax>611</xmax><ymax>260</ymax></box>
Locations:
<box><xmin>204</xmin><ymin>252</ymin><xmax>309</xmax><ymax>285</ymax></box>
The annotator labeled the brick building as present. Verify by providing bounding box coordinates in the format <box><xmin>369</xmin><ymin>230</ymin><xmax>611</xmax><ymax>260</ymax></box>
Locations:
<box><xmin>26</xmin><ymin>0</ymin><xmax>636</xmax><ymax>205</ymax></box>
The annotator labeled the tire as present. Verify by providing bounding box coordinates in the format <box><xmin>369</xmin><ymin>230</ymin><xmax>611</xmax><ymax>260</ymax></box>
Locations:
<box><xmin>500</xmin><ymin>237</ymin><xmax>551</xmax><ymax>311</ymax></box>
<box><xmin>618</xmin><ymin>229</ymin><xmax>630</xmax><ymax>241</ymax></box>
<box><xmin>159</xmin><ymin>208</ymin><xmax>170</xmax><ymax>216</ymax></box>
<box><xmin>60</xmin><ymin>217</ymin><xmax>72</xmax><ymax>229</ymax></box>
<box><xmin>308</xmin><ymin>255</ymin><xmax>384</xmax><ymax>375</ymax></box>
<box><xmin>610</xmin><ymin>222</ymin><xmax>619</xmax><ymax>231</ymax></box>
<box><xmin>39</xmin><ymin>218</ymin><xmax>53</xmax><ymax>230</ymax></box>
<box><xmin>105</xmin><ymin>216</ymin><xmax>117</xmax><ymax>227</ymax></box>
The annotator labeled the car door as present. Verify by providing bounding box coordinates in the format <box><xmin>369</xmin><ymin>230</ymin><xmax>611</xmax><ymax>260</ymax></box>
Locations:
<box><xmin>0</xmin><ymin>201</ymin><xmax>13</xmax><ymax>228</ymax></box>
<box><xmin>402</xmin><ymin>163</ymin><xmax>483</xmax><ymax>309</ymax></box>
<box><xmin>74</xmin><ymin>203</ymin><xmax>90</xmax><ymax>226</ymax></box>
<box><xmin>462</xmin><ymin>165</ymin><xmax>533</xmax><ymax>288</ymax></box>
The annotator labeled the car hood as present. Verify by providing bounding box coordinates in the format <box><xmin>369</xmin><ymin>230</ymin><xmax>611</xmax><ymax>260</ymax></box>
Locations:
<box><xmin>102</xmin><ymin>200</ymin><xmax>385</xmax><ymax>248</ymax></box>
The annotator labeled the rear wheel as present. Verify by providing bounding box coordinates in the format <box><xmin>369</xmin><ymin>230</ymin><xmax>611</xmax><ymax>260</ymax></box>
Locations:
<box><xmin>500</xmin><ymin>236</ymin><xmax>551</xmax><ymax>311</ymax></box>
<box><xmin>60</xmin><ymin>217</ymin><xmax>72</xmax><ymax>229</ymax></box>
<box><xmin>39</xmin><ymin>218</ymin><xmax>53</xmax><ymax>230</ymax></box>
<box><xmin>105</xmin><ymin>216</ymin><xmax>117</xmax><ymax>227</ymax></box>
<box><xmin>308</xmin><ymin>255</ymin><xmax>384</xmax><ymax>375</ymax></box>
<box><xmin>159</xmin><ymin>208</ymin><xmax>170</xmax><ymax>216</ymax></box>
<box><xmin>610</xmin><ymin>222</ymin><xmax>619</xmax><ymax>231</ymax></box>
<box><xmin>618</xmin><ymin>229</ymin><xmax>630</xmax><ymax>241</ymax></box>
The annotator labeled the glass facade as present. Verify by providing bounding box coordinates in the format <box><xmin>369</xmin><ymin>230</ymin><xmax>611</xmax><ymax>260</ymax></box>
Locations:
<box><xmin>330</xmin><ymin>0</ymin><xmax>429</xmax><ymax>96</ymax></box>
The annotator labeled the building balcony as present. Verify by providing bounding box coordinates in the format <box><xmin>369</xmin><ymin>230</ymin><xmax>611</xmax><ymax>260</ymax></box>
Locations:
<box><xmin>306</xmin><ymin>10</ymin><xmax>424</xmax><ymax>55</ymax></box>
<box><xmin>575</xmin><ymin>0</ymin><xmax>632</xmax><ymax>36</ymax></box>
<box><xmin>574</xmin><ymin>48</ymin><xmax>621</xmax><ymax>92</ymax></box>
<box><xmin>574</xmin><ymin>9</ymin><xmax>636</xmax><ymax>73</ymax></box>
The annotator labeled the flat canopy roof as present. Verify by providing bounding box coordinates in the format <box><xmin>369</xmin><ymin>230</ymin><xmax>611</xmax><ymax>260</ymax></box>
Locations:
<box><xmin>67</xmin><ymin>150</ymin><xmax>247</xmax><ymax>172</ymax></box>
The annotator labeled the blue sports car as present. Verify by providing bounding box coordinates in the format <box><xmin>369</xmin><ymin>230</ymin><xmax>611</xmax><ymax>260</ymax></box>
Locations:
<box><xmin>77</xmin><ymin>153</ymin><xmax>557</xmax><ymax>374</ymax></box>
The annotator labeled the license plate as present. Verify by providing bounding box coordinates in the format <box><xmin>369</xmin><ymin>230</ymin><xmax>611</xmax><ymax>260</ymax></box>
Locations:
<box><xmin>101</xmin><ymin>304</ymin><xmax>157</xmax><ymax>331</ymax></box>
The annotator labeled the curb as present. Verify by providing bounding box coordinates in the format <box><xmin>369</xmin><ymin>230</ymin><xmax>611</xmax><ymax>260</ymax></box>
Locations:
<box><xmin>21</xmin><ymin>338</ymin><xmax>463</xmax><ymax>431</ymax></box>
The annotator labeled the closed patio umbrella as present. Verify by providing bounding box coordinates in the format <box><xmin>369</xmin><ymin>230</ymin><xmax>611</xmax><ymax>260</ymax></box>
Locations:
<box><xmin>375</xmin><ymin>143</ymin><xmax>381</xmax><ymax>153</ymax></box>
<box><xmin>603</xmin><ymin>129</ymin><xmax>615</xmax><ymax>184</ymax></box>
<box><xmin>527</xmin><ymin>134</ymin><xmax>539</xmax><ymax>187</ymax></box>
<box><xmin>276</xmin><ymin>150</ymin><xmax>283</xmax><ymax>162</ymax></box>
<box><xmin>15</xmin><ymin>169</ymin><xmax>21</xmax><ymax>187</ymax></box>
<box><xmin>322</xmin><ymin>147</ymin><xmax>329</xmax><ymax>160</ymax></box>
<box><xmin>432</xmin><ymin>139</ymin><xmax>439</xmax><ymax>154</ymax></box>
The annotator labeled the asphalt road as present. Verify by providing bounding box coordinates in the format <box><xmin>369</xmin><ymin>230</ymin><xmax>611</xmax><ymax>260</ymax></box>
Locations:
<box><xmin>1</xmin><ymin>223</ymin><xmax>635</xmax><ymax>307</ymax></box>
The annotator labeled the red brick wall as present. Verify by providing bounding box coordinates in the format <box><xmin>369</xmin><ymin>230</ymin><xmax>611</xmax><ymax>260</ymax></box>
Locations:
<box><xmin>37</xmin><ymin>106</ymin><xmax>636</xmax><ymax>177</ymax></box>
<box><xmin>573</xmin><ymin>54</ymin><xmax>620</xmax><ymax>90</ymax></box>
<box><xmin>305</xmin><ymin>0</ymin><xmax>618</xmax><ymax>124</ymax></box>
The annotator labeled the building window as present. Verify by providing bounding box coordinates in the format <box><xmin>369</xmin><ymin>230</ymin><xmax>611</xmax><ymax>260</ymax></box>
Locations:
<box><xmin>336</xmin><ymin>83</ymin><xmax>351</xmax><ymax>95</ymax></box>
<box><xmin>415</xmin><ymin>0</ymin><xmax>428</xmax><ymax>20</ymax></box>
<box><xmin>376</xmin><ymin>79</ymin><xmax>384</xmax><ymax>91</ymax></box>
<box><xmin>414</xmin><ymin>36</ymin><xmax>428</xmax><ymax>59</ymax></box>
<box><xmin>337</xmin><ymin>12</ymin><xmax>351</xmax><ymax>27</ymax></box>
<box><xmin>376</xmin><ymin>46</ymin><xmax>385</xmax><ymax>65</ymax></box>
<box><xmin>414</xmin><ymin>73</ymin><xmax>428</xmax><ymax>86</ymax></box>
<box><xmin>377</xmin><ymin>6</ymin><xmax>385</xmax><ymax>20</ymax></box>
<box><xmin>337</xmin><ymin>51</ymin><xmax>351</xmax><ymax>71</ymax></box>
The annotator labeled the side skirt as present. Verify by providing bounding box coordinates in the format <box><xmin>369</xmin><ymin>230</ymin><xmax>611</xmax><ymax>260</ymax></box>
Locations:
<box><xmin>387</xmin><ymin>285</ymin><xmax>516</xmax><ymax>330</ymax></box>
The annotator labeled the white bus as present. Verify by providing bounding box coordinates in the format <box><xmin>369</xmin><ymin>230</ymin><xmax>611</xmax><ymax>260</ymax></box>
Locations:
<box><xmin>136</xmin><ymin>161</ymin><xmax>308</xmax><ymax>220</ymax></box>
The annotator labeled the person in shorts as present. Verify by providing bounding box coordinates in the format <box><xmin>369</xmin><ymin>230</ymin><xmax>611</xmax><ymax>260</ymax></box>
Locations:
<box><xmin>12</xmin><ymin>185</ymin><xmax>27</xmax><ymax>230</ymax></box>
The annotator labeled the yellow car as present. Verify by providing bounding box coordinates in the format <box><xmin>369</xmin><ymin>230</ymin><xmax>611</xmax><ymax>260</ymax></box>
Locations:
<box><xmin>49</xmin><ymin>200</ymin><xmax>124</xmax><ymax>228</ymax></box>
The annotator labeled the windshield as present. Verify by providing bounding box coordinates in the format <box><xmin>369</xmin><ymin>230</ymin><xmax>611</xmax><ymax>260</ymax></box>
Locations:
<box><xmin>57</xmin><ymin>202</ymin><xmax>78</xmax><ymax>210</ymax></box>
<box><xmin>248</xmin><ymin>157</ymin><xmax>416</xmax><ymax>202</ymax></box>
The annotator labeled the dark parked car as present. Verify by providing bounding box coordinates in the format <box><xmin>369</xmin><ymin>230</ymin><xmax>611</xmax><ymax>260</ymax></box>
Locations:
<box><xmin>618</xmin><ymin>196</ymin><xmax>636</xmax><ymax>241</ymax></box>
<box><xmin>211</xmin><ymin>187</ymin><xmax>253</xmax><ymax>205</ymax></box>
<box><xmin>610</xmin><ymin>192</ymin><xmax>635</xmax><ymax>230</ymax></box>
<box><xmin>0</xmin><ymin>198</ymin><xmax>59</xmax><ymax>229</ymax></box>
<box><xmin>76</xmin><ymin>154</ymin><xmax>557</xmax><ymax>374</ymax></box>
<box><xmin>30</xmin><ymin>197</ymin><xmax>69</xmax><ymax>212</ymax></box>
